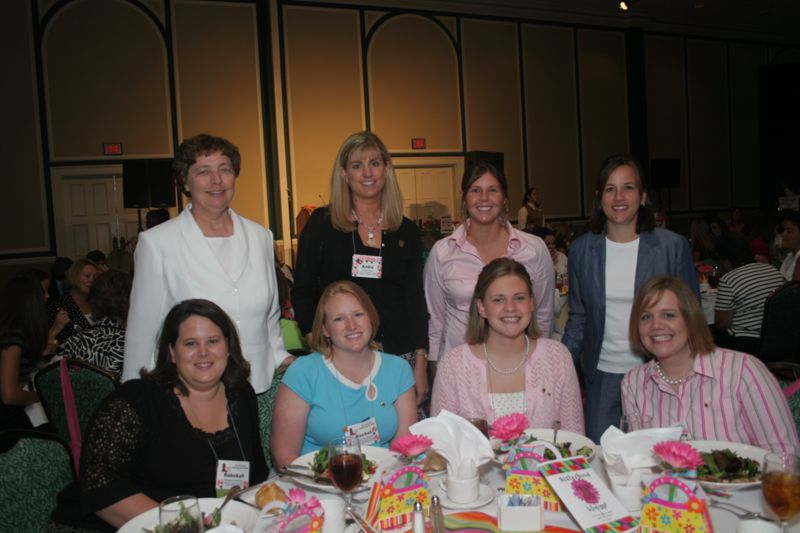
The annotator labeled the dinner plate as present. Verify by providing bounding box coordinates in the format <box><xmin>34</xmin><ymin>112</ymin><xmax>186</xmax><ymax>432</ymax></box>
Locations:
<box><xmin>288</xmin><ymin>445</ymin><xmax>396</xmax><ymax>493</ymax></box>
<box><xmin>118</xmin><ymin>497</ymin><xmax>258</xmax><ymax>533</ymax></box>
<box><xmin>493</xmin><ymin>428</ymin><xmax>597</xmax><ymax>463</ymax></box>
<box><xmin>689</xmin><ymin>440</ymin><xmax>768</xmax><ymax>491</ymax></box>
<box><xmin>433</xmin><ymin>481</ymin><xmax>496</xmax><ymax>510</ymax></box>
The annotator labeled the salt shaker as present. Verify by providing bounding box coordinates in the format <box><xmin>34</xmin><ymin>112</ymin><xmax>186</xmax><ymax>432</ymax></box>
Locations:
<box><xmin>412</xmin><ymin>501</ymin><xmax>425</xmax><ymax>533</ymax></box>
<box><xmin>430</xmin><ymin>495</ymin><xmax>445</xmax><ymax>533</ymax></box>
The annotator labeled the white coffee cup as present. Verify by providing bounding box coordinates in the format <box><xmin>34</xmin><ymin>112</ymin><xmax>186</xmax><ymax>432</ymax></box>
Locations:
<box><xmin>610</xmin><ymin>480</ymin><xmax>643</xmax><ymax>512</ymax></box>
<box><xmin>319</xmin><ymin>498</ymin><xmax>346</xmax><ymax>533</ymax></box>
<box><xmin>446</xmin><ymin>475</ymin><xmax>479</xmax><ymax>504</ymax></box>
<box><xmin>737</xmin><ymin>519</ymin><xmax>782</xmax><ymax>533</ymax></box>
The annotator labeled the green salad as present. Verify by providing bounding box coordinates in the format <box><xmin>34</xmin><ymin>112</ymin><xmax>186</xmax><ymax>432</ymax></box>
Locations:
<box><xmin>697</xmin><ymin>448</ymin><xmax>760</xmax><ymax>483</ymax></box>
<box><xmin>145</xmin><ymin>501</ymin><xmax>221</xmax><ymax>533</ymax></box>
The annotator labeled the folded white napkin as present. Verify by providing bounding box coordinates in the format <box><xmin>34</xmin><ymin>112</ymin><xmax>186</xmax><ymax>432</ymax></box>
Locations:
<box><xmin>600</xmin><ymin>425</ymin><xmax>684</xmax><ymax>480</ymax></box>
<box><xmin>409</xmin><ymin>410</ymin><xmax>494</xmax><ymax>479</ymax></box>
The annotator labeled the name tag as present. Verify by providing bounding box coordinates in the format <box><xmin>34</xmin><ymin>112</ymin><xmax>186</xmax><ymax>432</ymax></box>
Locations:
<box><xmin>345</xmin><ymin>417</ymin><xmax>380</xmax><ymax>446</ymax></box>
<box><xmin>351</xmin><ymin>254</ymin><xmax>382</xmax><ymax>279</ymax></box>
<box><xmin>215</xmin><ymin>459</ymin><xmax>250</xmax><ymax>496</ymax></box>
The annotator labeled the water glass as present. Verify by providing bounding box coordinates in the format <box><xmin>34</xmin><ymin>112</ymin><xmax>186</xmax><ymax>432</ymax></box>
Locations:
<box><xmin>159</xmin><ymin>495</ymin><xmax>202</xmax><ymax>532</ymax></box>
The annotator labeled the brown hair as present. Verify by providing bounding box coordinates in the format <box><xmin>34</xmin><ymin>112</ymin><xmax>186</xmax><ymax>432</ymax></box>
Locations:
<box><xmin>310</xmin><ymin>281</ymin><xmax>380</xmax><ymax>357</ymax></box>
<box><xmin>460</xmin><ymin>162</ymin><xmax>509</xmax><ymax>221</ymax></box>
<box><xmin>173</xmin><ymin>134</ymin><xmax>241</xmax><ymax>195</ymax></box>
<box><xmin>87</xmin><ymin>269</ymin><xmax>132</xmax><ymax>323</ymax></box>
<box><xmin>143</xmin><ymin>299</ymin><xmax>250</xmax><ymax>395</ymax></box>
<box><xmin>588</xmin><ymin>154</ymin><xmax>655</xmax><ymax>235</ymax></box>
<box><xmin>629</xmin><ymin>276</ymin><xmax>714</xmax><ymax>358</ymax></box>
<box><xmin>328</xmin><ymin>131</ymin><xmax>403</xmax><ymax>232</ymax></box>
<box><xmin>465</xmin><ymin>258</ymin><xmax>541</xmax><ymax>344</ymax></box>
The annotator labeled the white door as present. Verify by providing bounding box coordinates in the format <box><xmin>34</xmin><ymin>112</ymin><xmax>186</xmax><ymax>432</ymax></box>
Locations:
<box><xmin>394</xmin><ymin>166</ymin><xmax>456</xmax><ymax>222</ymax></box>
<box><xmin>51</xmin><ymin>166</ymin><xmax>143</xmax><ymax>259</ymax></box>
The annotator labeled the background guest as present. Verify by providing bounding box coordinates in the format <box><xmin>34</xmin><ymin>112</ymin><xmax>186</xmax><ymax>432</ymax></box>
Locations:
<box><xmin>49</xmin><ymin>299</ymin><xmax>268</xmax><ymax>531</ymax></box>
<box><xmin>425</xmin><ymin>162</ymin><xmax>554</xmax><ymax>366</ymax></box>
<box><xmin>48</xmin><ymin>258</ymin><xmax>98</xmax><ymax>343</ymax></box>
<box><xmin>271</xmin><ymin>281</ymin><xmax>416</xmax><ymax>468</ymax></box>
<box><xmin>57</xmin><ymin>269</ymin><xmax>133</xmax><ymax>379</ymax></box>
<box><xmin>517</xmin><ymin>186</ymin><xmax>545</xmax><ymax>232</ymax></box>
<box><xmin>292</xmin><ymin>131</ymin><xmax>428</xmax><ymax>405</ymax></box>
<box><xmin>19</xmin><ymin>267</ymin><xmax>52</xmax><ymax>302</ymax></box>
<box><xmin>86</xmin><ymin>250</ymin><xmax>109</xmax><ymax>272</ymax></box>
<box><xmin>689</xmin><ymin>218</ymin><xmax>716</xmax><ymax>262</ymax></box>
<box><xmin>123</xmin><ymin>134</ymin><xmax>290</xmax><ymax>394</ymax></box>
<box><xmin>778</xmin><ymin>209</ymin><xmax>800</xmax><ymax>281</ymax></box>
<box><xmin>562</xmin><ymin>154</ymin><xmax>699</xmax><ymax>442</ymax></box>
<box><xmin>713</xmin><ymin>232</ymin><xmax>785</xmax><ymax>355</ymax></box>
<box><xmin>622</xmin><ymin>276</ymin><xmax>798</xmax><ymax>454</ymax></box>
<box><xmin>49</xmin><ymin>256</ymin><xmax>73</xmax><ymax>302</ymax></box>
<box><xmin>0</xmin><ymin>276</ymin><xmax>53</xmax><ymax>431</ymax></box>
<box><xmin>431</xmin><ymin>258</ymin><xmax>583</xmax><ymax>433</ymax></box>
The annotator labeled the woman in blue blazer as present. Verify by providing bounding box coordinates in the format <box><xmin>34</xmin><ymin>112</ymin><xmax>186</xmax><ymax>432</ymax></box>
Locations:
<box><xmin>561</xmin><ymin>155</ymin><xmax>698</xmax><ymax>442</ymax></box>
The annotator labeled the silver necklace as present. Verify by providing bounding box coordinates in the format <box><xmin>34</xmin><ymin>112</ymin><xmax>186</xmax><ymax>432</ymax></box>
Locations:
<box><xmin>654</xmin><ymin>361</ymin><xmax>690</xmax><ymax>385</ymax></box>
<box><xmin>483</xmin><ymin>335</ymin><xmax>530</xmax><ymax>375</ymax></box>
<box><xmin>353</xmin><ymin>211</ymin><xmax>383</xmax><ymax>246</ymax></box>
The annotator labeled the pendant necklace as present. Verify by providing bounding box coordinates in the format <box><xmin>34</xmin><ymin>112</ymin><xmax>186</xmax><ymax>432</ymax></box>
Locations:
<box><xmin>353</xmin><ymin>211</ymin><xmax>383</xmax><ymax>247</ymax></box>
<box><xmin>654</xmin><ymin>361</ymin><xmax>690</xmax><ymax>385</ymax></box>
<box><xmin>483</xmin><ymin>335</ymin><xmax>530</xmax><ymax>375</ymax></box>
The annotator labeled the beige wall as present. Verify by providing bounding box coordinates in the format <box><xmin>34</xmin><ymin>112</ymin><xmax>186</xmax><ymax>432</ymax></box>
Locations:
<box><xmin>0</xmin><ymin>0</ymin><xmax>789</xmax><ymax>263</ymax></box>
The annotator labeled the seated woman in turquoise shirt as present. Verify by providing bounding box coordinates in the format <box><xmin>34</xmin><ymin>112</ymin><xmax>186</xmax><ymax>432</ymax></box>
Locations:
<box><xmin>271</xmin><ymin>281</ymin><xmax>417</xmax><ymax>468</ymax></box>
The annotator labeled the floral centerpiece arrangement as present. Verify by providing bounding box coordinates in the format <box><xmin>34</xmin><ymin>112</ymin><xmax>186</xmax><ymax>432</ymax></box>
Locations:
<box><xmin>390</xmin><ymin>434</ymin><xmax>434</xmax><ymax>466</ymax></box>
<box><xmin>489</xmin><ymin>413</ymin><xmax>530</xmax><ymax>454</ymax></box>
<box><xmin>652</xmin><ymin>441</ymin><xmax>704</xmax><ymax>477</ymax></box>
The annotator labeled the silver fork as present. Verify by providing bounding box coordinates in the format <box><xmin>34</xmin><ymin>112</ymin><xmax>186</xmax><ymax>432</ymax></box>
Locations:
<box><xmin>710</xmin><ymin>500</ymin><xmax>770</xmax><ymax>521</ymax></box>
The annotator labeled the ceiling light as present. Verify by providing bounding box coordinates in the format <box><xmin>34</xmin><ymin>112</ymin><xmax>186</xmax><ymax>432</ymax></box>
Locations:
<box><xmin>619</xmin><ymin>1</ymin><xmax>629</xmax><ymax>10</ymax></box>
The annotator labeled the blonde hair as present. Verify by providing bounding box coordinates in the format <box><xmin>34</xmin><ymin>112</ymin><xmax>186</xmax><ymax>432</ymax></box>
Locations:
<box><xmin>310</xmin><ymin>281</ymin><xmax>381</xmax><ymax>357</ymax></box>
<box><xmin>328</xmin><ymin>131</ymin><xmax>403</xmax><ymax>232</ymax></box>
<box><xmin>629</xmin><ymin>276</ymin><xmax>714</xmax><ymax>358</ymax></box>
<box><xmin>465</xmin><ymin>258</ymin><xmax>541</xmax><ymax>344</ymax></box>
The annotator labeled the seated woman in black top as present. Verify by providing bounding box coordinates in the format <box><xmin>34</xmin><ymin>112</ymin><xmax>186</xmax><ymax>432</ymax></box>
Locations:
<box><xmin>48</xmin><ymin>299</ymin><xmax>268</xmax><ymax>532</ymax></box>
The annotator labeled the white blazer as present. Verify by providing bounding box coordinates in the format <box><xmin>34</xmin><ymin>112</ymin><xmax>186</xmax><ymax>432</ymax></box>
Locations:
<box><xmin>122</xmin><ymin>205</ymin><xmax>289</xmax><ymax>393</ymax></box>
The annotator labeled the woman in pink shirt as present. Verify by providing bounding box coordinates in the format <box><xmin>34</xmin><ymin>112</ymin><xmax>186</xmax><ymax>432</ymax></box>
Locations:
<box><xmin>431</xmin><ymin>258</ymin><xmax>584</xmax><ymax>434</ymax></box>
<box><xmin>622</xmin><ymin>276</ymin><xmax>798</xmax><ymax>455</ymax></box>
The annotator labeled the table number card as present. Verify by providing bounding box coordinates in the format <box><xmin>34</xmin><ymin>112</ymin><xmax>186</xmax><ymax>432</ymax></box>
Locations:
<box><xmin>539</xmin><ymin>456</ymin><xmax>638</xmax><ymax>533</ymax></box>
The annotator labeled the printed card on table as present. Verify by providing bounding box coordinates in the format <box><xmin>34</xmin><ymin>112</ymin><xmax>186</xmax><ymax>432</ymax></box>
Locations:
<box><xmin>539</xmin><ymin>456</ymin><xmax>638</xmax><ymax>533</ymax></box>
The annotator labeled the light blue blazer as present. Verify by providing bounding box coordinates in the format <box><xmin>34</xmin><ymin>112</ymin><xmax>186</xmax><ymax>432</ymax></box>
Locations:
<box><xmin>561</xmin><ymin>228</ymin><xmax>699</xmax><ymax>384</ymax></box>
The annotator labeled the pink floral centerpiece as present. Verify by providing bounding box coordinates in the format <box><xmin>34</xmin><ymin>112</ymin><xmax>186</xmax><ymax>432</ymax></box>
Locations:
<box><xmin>490</xmin><ymin>413</ymin><xmax>530</xmax><ymax>453</ymax></box>
<box><xmin>391</xmin><ymin>434</ymin><xmax>433</xmax><ymax>465</ymax></box>
<box><xmin>652</xmin><ymin>441</ymin><xmax>704</xmax><ymax>477</ymax></box>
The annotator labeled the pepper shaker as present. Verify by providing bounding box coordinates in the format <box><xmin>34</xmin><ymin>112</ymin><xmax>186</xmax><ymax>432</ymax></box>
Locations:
<box><xmin>430</xmin><ymin>495</ymin><xmax>445</xmax><ymax>533</ymax></box>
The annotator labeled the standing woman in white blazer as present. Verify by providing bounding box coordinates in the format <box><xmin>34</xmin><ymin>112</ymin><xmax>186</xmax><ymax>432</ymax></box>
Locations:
<box><xmin>122</xmin><ymin>134</ymin><xmax>290</xmax><ymax>393</ymax></box>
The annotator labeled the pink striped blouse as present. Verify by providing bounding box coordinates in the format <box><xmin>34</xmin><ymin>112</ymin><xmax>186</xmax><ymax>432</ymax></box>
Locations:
<box><xmin>621</xmin><ymin>348</ymin><xmax>799</xmax><ymax>455</ymax></box>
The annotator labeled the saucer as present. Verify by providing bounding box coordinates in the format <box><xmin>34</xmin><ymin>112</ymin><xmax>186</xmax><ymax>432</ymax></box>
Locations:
<box><xmin>434</xmin><ymin>481</ymin><xmax>495</xmax><ymax>510</ymax></box>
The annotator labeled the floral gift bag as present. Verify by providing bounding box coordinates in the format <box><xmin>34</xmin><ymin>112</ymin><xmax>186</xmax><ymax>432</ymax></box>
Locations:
<box><xmin>365</xmin><ymin>465</ymin><xmax>430</xmax><ymax>530</ymax></box>
<box><xmin>638</xmin><ymin>476</ymin><xmax>713</xmax><ymax>533</ymax></box>
<box><xmin>503</xmin><ymin>441</ymin><xmax>564</xmax><ymax>511</ymax></box>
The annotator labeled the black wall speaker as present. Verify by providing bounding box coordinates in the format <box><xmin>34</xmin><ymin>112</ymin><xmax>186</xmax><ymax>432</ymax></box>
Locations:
<box><xmin>464</xmin><ymin>151</ymin><xmax>505</xmax><ymax>184</ymax></box>
<box><xmin>122</xmin><ymin>159</ymin><xmax>176</xmax><ymax>208</ymax></box>
<box><xmin>650</xmin><ymin>158</ymin><xmax>680</xmax><ymax>189</ymax></box>
<box><xmin>122</xmin><ymin>160</ymin><xmax>149</xmax><ymax>208</ymax></box>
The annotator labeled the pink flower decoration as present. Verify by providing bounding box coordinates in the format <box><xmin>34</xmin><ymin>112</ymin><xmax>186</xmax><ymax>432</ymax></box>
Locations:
<box><xmin>390</xmin><ymin>434</ymin><xmax>433</xmax><ymax>457</ymax></box>
<box><xmin>571</xmin><ymin>478</ymin><xmax>600</xmax><ymax>504</ymax></box>
<box><xmin>652</xmin><ymin>441</ymin><xmax>704</xmax><ymax>470</ymax></box>
<box><xmin>287</xmin><ymin>488</ymin><xmax>308</xmax><ymax>507</ymax></box>
<box><xmin>489</xmin><ymin>413</ymin><xmax>529</xmax><ymax>441</ymax></box>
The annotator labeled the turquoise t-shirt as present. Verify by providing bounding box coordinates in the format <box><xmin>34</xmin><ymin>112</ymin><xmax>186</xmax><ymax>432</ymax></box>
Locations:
<box><xmin>282</xmin><ymin>351</ymin><xmax>414</xmax><ymax>455</ymax></box>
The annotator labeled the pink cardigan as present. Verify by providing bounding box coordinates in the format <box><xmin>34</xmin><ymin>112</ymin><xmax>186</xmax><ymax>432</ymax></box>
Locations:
<box><xmin>431</xmin><ymin>339</ymin><xmax>585</xmax><ymax>435</ymax></box>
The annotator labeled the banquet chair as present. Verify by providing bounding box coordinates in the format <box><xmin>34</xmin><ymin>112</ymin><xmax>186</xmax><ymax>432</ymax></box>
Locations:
<box><xmin>34</xmin><ymin>358</ymin><xmax>117</xmax><ymax>471</ymax></box>
<box><xmin>758</xmin><ymin>281</ymin><xmax>800</xmax><ymax>363</ymax></box>
<box><xmin>0</xmin><ymin>429</ymin><xmax>74</xmax><ymax>531</ymax></box>
<box><xmin>767</xmin><ymin>362</ymin><xmax>800</xmax><ymax>439</ymax></box>
<box><xmin>258</xmin><ymin>365</ymin><xmax>287</xmax><ymax>470</ymax></box>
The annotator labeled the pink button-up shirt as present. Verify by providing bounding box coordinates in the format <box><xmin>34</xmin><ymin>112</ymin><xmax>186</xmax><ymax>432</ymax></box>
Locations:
<box><xmin>424</xmin><ymin>221</ymin><xmax>555</xmax><ymax>361</ymax></box>
<box><xmin>621</xmin><ymin>348</ymin><xmax>799</xmax><ymax>454</ymax></box>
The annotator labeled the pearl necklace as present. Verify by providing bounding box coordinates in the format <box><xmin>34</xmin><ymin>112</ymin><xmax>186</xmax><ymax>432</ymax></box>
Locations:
<box><xmin>353</xmin><ymin>211</ymin><xmax>383</xmax><ymax>246</ymax></box>
<box><xmin>483</xmin><ymin>335</ymin><xmax>530</xmax><ymax>375</ymax></box>
<box><xmin>654</xmin><ymin>361</ymin><xmax>690</xmax><ymax>385</ymax></box>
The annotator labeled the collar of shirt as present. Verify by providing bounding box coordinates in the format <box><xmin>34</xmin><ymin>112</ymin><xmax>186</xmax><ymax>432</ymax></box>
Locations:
<box><xmin>644</xmin><ymin>354</ymin><xmax>716</xmax><ymax>393</ymax></box>
<box><xmin>447</xmin><ymin>219</ymin><xmax>520</xmax><ymax>254</ymax></box>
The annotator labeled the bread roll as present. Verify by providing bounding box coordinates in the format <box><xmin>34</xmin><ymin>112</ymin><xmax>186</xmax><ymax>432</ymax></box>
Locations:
<box><xmin>256</xmin><ymin>482</ymin><xmax>288</xmax><ymax>511</ymax></box>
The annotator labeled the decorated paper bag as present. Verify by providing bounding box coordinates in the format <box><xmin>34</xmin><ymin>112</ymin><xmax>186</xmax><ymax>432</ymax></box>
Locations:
<box><xmin>364</xmin><ymin>465</ymin><xmax>430</xmax><ymax>531</ymax></box>
<box><xmin>503</xmin><ymin>441</ymin><xmax>563</xmax><ymax>511</ymax></box>
<box><xmin>269</xmin><ymin>489</ymin><xmax>324</xmax><ymax>533</ymax></box>
<box><xmin>638</xmin><ymin>476</ymin><xmax>713</xmax><ymax>533</ymax></box>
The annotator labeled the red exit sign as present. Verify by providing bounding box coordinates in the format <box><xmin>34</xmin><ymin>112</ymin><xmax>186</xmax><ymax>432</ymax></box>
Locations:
<box><xmin>103</xmin><ymin>142</ymin><xmax>123</xmax><ymax>155</ymax></box>
<box><xmin>411</xmin><ymin>138</ymin><xmax>426</xmax><ymax>150</ymax></box>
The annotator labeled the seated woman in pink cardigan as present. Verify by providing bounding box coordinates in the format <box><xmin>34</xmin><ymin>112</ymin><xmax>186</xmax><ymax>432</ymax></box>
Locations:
<box><xmin>431</xmin><ymin>258</ymin><xmax>584</xmax><ymax>435</ymax></box>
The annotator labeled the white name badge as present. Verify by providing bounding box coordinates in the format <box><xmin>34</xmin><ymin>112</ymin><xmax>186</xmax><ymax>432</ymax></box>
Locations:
<box><xmin>345</xmin><ymin>417</ymin><xmax>380</xmax><ymax>447</ymax></box>
<box><xmin>351</xmin><ymin>254</ymin><xmax>382</xmax><ymax>279</ymax></box>
<box><xmin>215</xmin><ymin>459</ymin><xmax>250</xmax><ymax>496</ymax></box>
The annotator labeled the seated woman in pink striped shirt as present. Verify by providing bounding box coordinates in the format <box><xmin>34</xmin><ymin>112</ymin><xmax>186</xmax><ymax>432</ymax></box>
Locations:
<box><xmin>622</xmin><ymin>276</ymin><xmax>798</xmax><ymax>454</ymax></box>
<box><xmin>431</xmin><ymin>258</ymin><xmax>584</xmax><ymax>434</ymax></box>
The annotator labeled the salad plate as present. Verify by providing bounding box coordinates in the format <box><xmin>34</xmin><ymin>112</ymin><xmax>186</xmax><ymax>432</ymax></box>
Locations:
<box><xmin>119</xmin><ymin>497</ymin><xmax>258</xmax><ymax>533</ymax></box>
<box><xmin>493</xmin><ymin>428</ymin><xmax>596</xmax><ymax>463</ymax></box>
<box><xmin>689</xmin><ymin>440</ymin><xmax>768</xmax><ymax>491</ymax></box>
<box><xmin>288</xmin><ymin>445</ymin><xmax>396</xmax><ymax>493</ymax></box>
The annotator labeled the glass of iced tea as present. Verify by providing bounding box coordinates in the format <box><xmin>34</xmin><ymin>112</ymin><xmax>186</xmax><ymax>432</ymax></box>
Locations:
<box><xmin>762</xmin><ymin>452</ymin><xmax>800</xmax><ymax>532</ymax></box>
<box><xmin>329</xmin><ymin>437</ymin><xmax>363</xmax><ymax>512</ymax></box>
